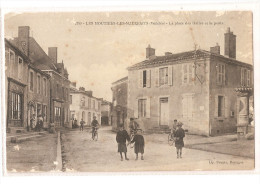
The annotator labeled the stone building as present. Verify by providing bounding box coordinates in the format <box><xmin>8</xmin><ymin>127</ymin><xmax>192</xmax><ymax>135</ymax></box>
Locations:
<box><xmin>10</xmin><ymin>26</ymin><xmax>71</xmax><ymax>128</ymax></box>
<box><xmin>70</xmin><ymin>83</ymin><xmax>102</xmax><ymax>127</ymax></box>
<box><xmin>111</xmin><ymin>76</ymin><xmax>128</xmax><ymax>131</ymax></box>
<box><xmin>127</xmin><ymin>28</ymin><xmax>253</xmax><ymax>136</ymax></box>
<box><xmin>5</xmin><ymin>39</ymin><xmax>29</xmax><ymax>132</ymax></box>
<box><xmin>101</xmin><ymin>100</ymin><xmax>112</xmax><ymax>126</ymax></box>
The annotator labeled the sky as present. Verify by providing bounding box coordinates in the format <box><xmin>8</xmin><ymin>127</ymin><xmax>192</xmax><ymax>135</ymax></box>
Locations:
<box><xmin>4</xmin><ymin>11</ymin><xmax>253</xmax><ymax>101</ymax></box>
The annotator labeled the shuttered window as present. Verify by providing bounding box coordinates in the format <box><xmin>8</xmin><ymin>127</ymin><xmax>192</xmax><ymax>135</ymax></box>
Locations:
<box><xmin>159</xmin><ymin>67</ymin><xmax>168</xmax><ymax>86</ymax></box>
<box><xmin>217</xmin><ymin>63</ymin><xmax>225</xmax><ymax>85</ymax></box>
<box><xmin>30</xmin><ymin>71</ymin><xmax>34</xmax><ymax>91</ymax></box>
<box><xmin>182</xmin><ymin>64</ymin><xmax>195</xmax><ymax>84</ymax></box>
<box><xmin>139</xmin><ymin>70</ymin><xmax>151</xmax><ymax>88</ymax></box>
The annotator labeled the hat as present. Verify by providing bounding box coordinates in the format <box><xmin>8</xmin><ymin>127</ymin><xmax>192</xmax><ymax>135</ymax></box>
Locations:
<box><xmin>177</xmin><ymin>122</ymin><xmax>183</xmax><ymax>126</ymax></box>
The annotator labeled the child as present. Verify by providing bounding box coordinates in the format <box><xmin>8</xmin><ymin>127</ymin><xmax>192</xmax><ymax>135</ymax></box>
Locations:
<box><xmin>116</xmin><ymin>124</ymin><xmax>130</xmax><ymax>161</ymax></box>
<box><xmin>130</xmin><ymin>129</ymin><xmax>145</xmax><ymax>160</ymax></box>
<box><xmin>174</xmin><ymin>122</ymin><xmax>185</xmax><ymax>159</ymax></box>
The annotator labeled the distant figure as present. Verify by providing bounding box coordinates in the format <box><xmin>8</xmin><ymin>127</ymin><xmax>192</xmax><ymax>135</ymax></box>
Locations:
<box><xmin>116</xmin><ymin>124</ymin><xmax>130</xmax><ymax>161</ymax></box>
<box><xmin>129</xmin><ymin>117</ymin><xmax>139</xmax><ymax>134</ymax></box>
<box><xmin>171</xmin><ymin>119</ymin><xmax>178</xmax><ymax>138</ymax></box>
<box><xmin>73</xmin><ymin>119</ymin><xmax>78</xmax><ymax>128</ymax></box>
<box><xmin>130</xmin><ymin>129</ymin><xmax>145</xmax><ymax>160</ymax></box>
<box><xmin>91</xmin><ymin>116</ymin><xmax>99</xmax><ymax>139</ymax></box>
<box><xmin>80</xmin><ymin>119</ymin><xmax>85</xmax><ymax>131</ymax></box>
<box><xmin>37</xmin><ymin>115</ymin><xmax>43</xmax><ymax>132</ymax></box>
<box><xmin>174</xmin><ymin>122</ymin><xmax>185</xmax><ymax>159</ymax></box>
<box><xmin>30</xmin><ymin>114</ymin><xmax>36</xmax><ymax>130</ymax></box>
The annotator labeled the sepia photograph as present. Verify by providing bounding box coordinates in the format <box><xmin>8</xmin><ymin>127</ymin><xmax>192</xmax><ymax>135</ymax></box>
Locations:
<box><xmin>2</xmin><ymin>11</ymin><xmax>255</xmax><ymax>173</ymax></box>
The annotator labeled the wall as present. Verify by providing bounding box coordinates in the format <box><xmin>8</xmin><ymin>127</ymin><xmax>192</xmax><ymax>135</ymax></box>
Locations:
<box><xmin>209</xmin><ymin>56</ymin><xmax>253</xmax><ymax>136</ymax></box>
<box><xmin>128</xmin><ymin>57</ymin><xmax>211</xmax><ymax>136</ymax></box>
<box><xmin>5</xmin><ymin>44</ymin><xmax>28</xmax><ymax>129</ymax></box>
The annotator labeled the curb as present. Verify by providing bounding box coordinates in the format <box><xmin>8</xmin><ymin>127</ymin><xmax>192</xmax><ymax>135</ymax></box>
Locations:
<box><xmin>55</xmin><ymin>131</ymin><xmax>62</xmax><ymax>171</ymax></box>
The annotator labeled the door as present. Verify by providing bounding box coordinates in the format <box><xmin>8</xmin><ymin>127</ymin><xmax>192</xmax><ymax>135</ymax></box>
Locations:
<box><xmin>160</xmin><ymin>98</ymin><xmax>169</xmax><ymax>125</ymax></box>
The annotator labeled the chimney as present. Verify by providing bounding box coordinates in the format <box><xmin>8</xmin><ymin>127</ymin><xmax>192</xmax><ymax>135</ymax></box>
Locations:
<box><xmin>146</xmin><ymin>44</ymin><xmax>155</xmax><ymax>59</ymax></box>
<box><xmin>224</xmin><ymin>27</ymin><xmax>236</xmax><ymax>59</ymax></box>
<box><xmin>210</xmin><ymin>43</ymin><xmax>220</xmax><ymax>55</ymax></box>
<box><xmin>165</xmin><ymin>52</ymin><xmax>172</xmax><ymax>56</ymax></box>
<box><xmin>85</xmin><ymin>91</ymin><xmax>93</xmax><ymax>97</ymax></box>
<box><xmin>48</xmin><ymin>47</ymin><xmax>58</xmax><ymax>63</ymax></box>
<box><xmin>18</xmin><ymin>26</ymin><xmax>30</xmax><ymax>56</ymax></box>
<box><xmin>71</xmin><ymin>82</ymin><xmax>77</xmax><ymax>87</ymax></box>
<box><xmin>79</xmin><ymin>87</ymin><xmax>85</xmax><ymax>91</ymax></box>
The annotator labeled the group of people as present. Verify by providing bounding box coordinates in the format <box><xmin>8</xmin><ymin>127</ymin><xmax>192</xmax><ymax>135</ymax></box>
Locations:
<box><xmin>30</xmin><ymin>114</ymin><xmax>44</xmax><ymax>132</ymax></box>
<box><xmin>116</xmin><ymin>118</ymin><xmax>185</xmax><ymax>161</ymax></box>
<box><xmin>116</xmin><ymin>118</ymin><xmax>144</xmax><ymax>161</ymax></box>
<box><xmin>75</xmin><ymin>116</ymin><xmax>99</xmax><ymax>139</ymax></box>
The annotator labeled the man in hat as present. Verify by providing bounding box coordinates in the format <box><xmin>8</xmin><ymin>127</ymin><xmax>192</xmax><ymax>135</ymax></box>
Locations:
<box><xmin>91</xmin><ymin>116</ymin><xmax>99</xmax><ymax>139</ymax></box>
<box><xmin>174</xmin><ymin>122</ymin><xmax>185</xmax><ymax>159</ymax></box>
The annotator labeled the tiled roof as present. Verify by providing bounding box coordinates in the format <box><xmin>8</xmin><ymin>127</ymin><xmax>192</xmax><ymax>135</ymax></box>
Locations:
<box><xmin>127</xmin><ymin>49</ymin><xmax>252</xmax><ymax>70</ymax></box>
<box><xmin>112</xmin><ymin>76</ymin><xmax>128</xmax><ymax>85</ymax></box>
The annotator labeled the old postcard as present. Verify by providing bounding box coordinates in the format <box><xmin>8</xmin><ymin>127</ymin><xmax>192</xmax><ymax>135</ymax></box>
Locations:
<box><xmin>2</xmin><ymin>11</ymin><xmax>255</xmax><ymax>173</ymax></box>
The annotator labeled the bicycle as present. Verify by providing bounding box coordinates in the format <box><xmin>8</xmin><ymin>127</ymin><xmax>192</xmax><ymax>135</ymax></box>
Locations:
<box><xmin>92</xmin><ymin>127</ymin><xmax>98</xmax><ymax>141</ymax></box>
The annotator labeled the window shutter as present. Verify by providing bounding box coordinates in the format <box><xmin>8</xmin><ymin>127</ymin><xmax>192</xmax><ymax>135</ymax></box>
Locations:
<box><xmin>134</xmin><ymin>100</ymin><xmax>138</xmax><ymax>118</ymax></box>
<box><xmin>146</xmin><ymin>70</ymin><xmax>151</xmax><ymax>88</ymax></box>
<box><xmin>241</xmin><ymin>68</ymin><xmax>244</xmax><ymax>86</ymax></box>
<box><xmin>138</xmin><ymin>70</ymin><xmax>143</xmax><ymax>88</ymax></box>
<box><xmin>168</xmin><ymin>66</ymin><xmax>173</xmax><ymax>86</ymax></box>
<box><xmin>224</xmin><ymin>96</ymin><xmax>228</xmax><ymax>118</ymax></box>
<box><xmin>192</xmin><ymin>64</ymin><xmax>195</xmax><ymax>83</ymax></box>
<box><xmin>224</xmin><ymin>64</ymin><xmax>227</xmax><ymax>85</ymax></box>
<box><xmin>146</xmin><ymin>97</ymin><xmax>151</xmax><ymax>118</ymax></box>
<box><xmin>182</xmin><ymin>97</ymin><xmax>187</xmax><ymax>118</ymax></box>
<box><xmin>155</xmin><ymin>68</ymin><xmax>159</xmax><ymax>87</ymax></box>
<box><xmin>182</xmin><ymin>65</ymin><xmax>184</xmax><ymax>84</ymax></box>
<box><xmin>214</xmin><ymin>95</ymin><xmax>218</xmax><ymax>117</ymax></box>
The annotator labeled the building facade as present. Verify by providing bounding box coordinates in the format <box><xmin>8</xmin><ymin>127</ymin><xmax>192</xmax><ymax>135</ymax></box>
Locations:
<box><xmin>10</xmin><ymin>26</ymin><xmax>70</xmax><ymax>128</ymax></box>
<box><xmin>101</xmin><ymin>100</ymin><xmax>112</xmax><ymax>126</ymax></box>
<box><xmin>111</xmin><ymin>77</ymin><xmax>128</xmax><ymax>131</ymax></box>
<box><xmin>70</xmin><ymin>83</ymin><xmax>102</xmax><ymax>127</ymax></box>
<box><xmin>5</xmin><ymin>39</ymin><xmax>29</xmax><ymax>132</ymax></box>
<box><xmin>127</xmin><ymin>28</ymin><xmax>253</xmax><ymax>136</ymax></box>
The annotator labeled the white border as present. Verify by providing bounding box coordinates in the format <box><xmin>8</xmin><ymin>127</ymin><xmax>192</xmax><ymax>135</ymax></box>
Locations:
<box><xmin>1</xmin><ymin>0</ymin><xmax>260</xmax><ymax>183</ymax></box>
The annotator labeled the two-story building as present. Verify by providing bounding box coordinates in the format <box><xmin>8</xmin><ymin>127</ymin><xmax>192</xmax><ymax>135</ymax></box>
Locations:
<box><xmin>5</xmin><ymin>39</ymin><xmax>29</xmax><ymax>132</ymax></box>
<box><xmin>70</xmin><ymin>83</ymin><xmax>102</xmax><ymax>127</ymax></box>
<box><xmin>127</xmin><ymin>28</ymin><xmax>253</xmax><ymax>136</ymax></box>
<box><xmin>111</xmin><ymin>76</ymin><xmax>128</xmax><ymax>131</ymax></box>
<box><xmin>10</xmin><ymin>26</ymin><xmax>71</xmax><ymax>128</ymax></box>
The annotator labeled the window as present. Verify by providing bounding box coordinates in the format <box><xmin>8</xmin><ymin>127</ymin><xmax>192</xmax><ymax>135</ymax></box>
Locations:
<box><xmin>30</xmin><ymin>71</ymin><xmax>34</xmax><ymax>91</ymax></box>
<box><xmin>93</xmin><ymin>100</ymin><xmax>95</xmax><ymax>109</ymax></box>
<box><xmin>88</xmin><ymin>98</ymin><xmax>91</xmax><ymax>108</ymax></box>
<box><xmin>18</xmin><ymin>57</ymin><xmax>23</xmax><ymax>80</ymax></box>
<box><xmin>9</xmin><ymin>50</ymin><xmax>15</xmax><ymax>66</ymax></box>
<box><xmin>241</xmin><ymin>68</ymin><xmax>251</xmax><ymax>87</ymax></box>
<box><xmin>138</xmin><ymin>99</ymin><xmax>146</xmax><ymax>118</ymax></box>
<box><xmin>183</xmin><ymin>64</ymin><xmax>194</xmax><ymax>84</ymax></box>
<box><xmin>182</xmin><ymin>94</ymin><xmax>193</xmax><ymax>118</ymax></box>
<box><xmin>70</xmin><ymin>95</ymin><xmax>72</xmax><ymax>104</ymax></box>
<box><xmin>159</xmin><ymin>67</ymin><xmax>168</xmax><ymax>86</ymax></box>
<box><xmin>143</xmin><ymin>70</ymin><xmax>147</xmax><ymax>87</ymax></box>
<box><xmin>43</xmin><ymin>78</ymin><xmax>47</xmax><ymax>96</ymax></box>
<box><xmin>43</xmin><ymin>105</ymin><xmax>47</xmax><ymax>122</ymax></box>
<box><xmin>37</xmin><ymin>75</ymin><xmax>41</xmax><ymax>94</ymax></box>
<box><xmin>82</xmin><ymin>97</ymin><xmax>85</xmax><ymax>106</ymax></box>
<box><xmin>218</xmin><ymin>96</ymin><xmax>224</xmax><ymax>117</ymax></box>
<box><xmin>139</xmin><ymin>70</ymin><xmax>151</xmax><ymax>88</ymax></box>
<box><xmin>217</xmin><ymin>63</ymin><xmax>225</xmax><ymax>85</ymax></box>
<box><xmin>11</xmin><ymin>92</ymin><xmax>22</xmax><ymax>120</ymax></box>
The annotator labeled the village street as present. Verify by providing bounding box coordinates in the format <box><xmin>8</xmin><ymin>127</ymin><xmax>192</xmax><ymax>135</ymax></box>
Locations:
<box><xmin>60</xmin><ymin>126</ymin><xmax>254</xmax><ymax>172</ymax></box>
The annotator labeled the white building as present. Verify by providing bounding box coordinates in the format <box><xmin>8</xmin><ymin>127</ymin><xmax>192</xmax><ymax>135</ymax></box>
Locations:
<box><xmin>69</xmin><ymin>82</ymin><xmax>102</xmax><ymax>127</ymax></box>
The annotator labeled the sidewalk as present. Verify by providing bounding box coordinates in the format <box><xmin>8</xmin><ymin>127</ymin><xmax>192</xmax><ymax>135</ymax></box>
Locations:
<box><xmin>6</xmin><ymin>132</ymin><xmax>58</xmax><ymax>172</ymax></box>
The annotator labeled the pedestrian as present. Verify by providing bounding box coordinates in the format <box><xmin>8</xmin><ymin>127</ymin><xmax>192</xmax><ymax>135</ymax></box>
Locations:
<box><xmin>91</xmin><ymin>116</ymin><xmax>99</xmax><ymax>139</ymax></box>
<box><xmin>174</xmin><ymin>122</ymin><xmax>185</xmax><ymax>159</ymax></box>
<box><xmin>171</xmin><ymin>119</ymin><xmax>178</xmax><ymax>138</ymax></box>
<box><xmin>30</xmin><ymin>114</ymin><xmax>36</xmax><ymax>131</ymax></box>
<box><xmin>80</xmin><ymin>119</ymin><xmax>85</xmax><ymax>131</ymax></box>
<box><xmin>116</xmin><ymin>124</ymin><xmax>130</xmax><ymax>161</ymax></box>
<box><xmin>130</xmin><ymin>129</ymin><xmax>145</xmax><ymax>160</ymax></box>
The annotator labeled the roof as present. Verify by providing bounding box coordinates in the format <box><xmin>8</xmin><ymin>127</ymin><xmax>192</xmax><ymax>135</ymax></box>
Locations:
<box><xmin>112</xmin><ymin>76</ymin><xmax>128</xmax><ymax>85</ymax></box>
<box><xmin>5</xmin><ymin>39</ymin><xmax>30</xmax><ymax>63</ymax></box>
<box><xmin>127</xmin><ymin>49</ymin><xmax>252</xmax><ymax>70</ymax></box>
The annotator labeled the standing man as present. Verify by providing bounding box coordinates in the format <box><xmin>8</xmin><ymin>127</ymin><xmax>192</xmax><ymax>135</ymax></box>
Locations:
<box><xmin>91</xmin><ymin>116</ymin><xmax>99</xmax><ymax>139</ymax></box>
<box><xmin>80</xmin><ymin>118</ymin><xmax>85</xmax><ymax>131</ymax></box>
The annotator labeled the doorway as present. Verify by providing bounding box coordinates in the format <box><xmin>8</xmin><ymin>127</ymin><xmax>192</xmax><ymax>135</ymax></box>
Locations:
<box><xmin>159</xmin><ymin>97</ymin><xmax>169</xmax><ymax>126</ymax></box>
